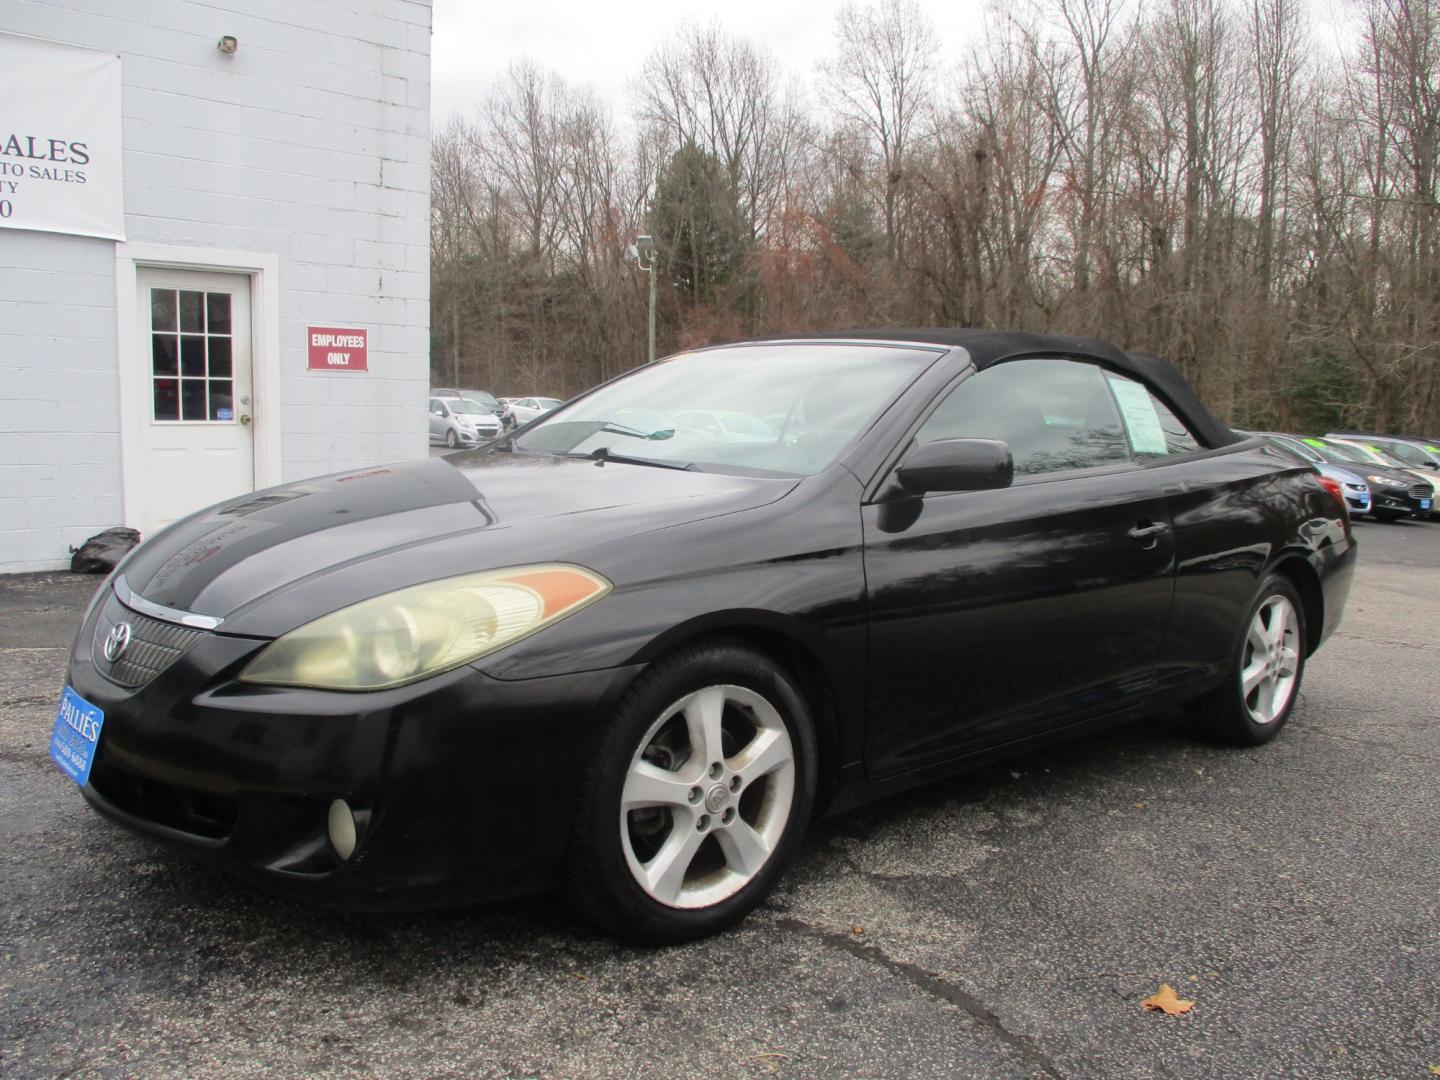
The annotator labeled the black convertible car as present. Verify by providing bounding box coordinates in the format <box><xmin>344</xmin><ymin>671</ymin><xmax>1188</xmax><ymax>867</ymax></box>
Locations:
<box><xmin>52</xmin><ymin>331</ymin><xmax>1355</xmax><ymax>943</ymax></box>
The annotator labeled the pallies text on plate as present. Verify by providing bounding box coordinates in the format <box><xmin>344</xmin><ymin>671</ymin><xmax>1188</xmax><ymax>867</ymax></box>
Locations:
<box><xmin>57</xmin><ymin>692</ymin><xmax>100</xmax><ymax>741</ymax></box>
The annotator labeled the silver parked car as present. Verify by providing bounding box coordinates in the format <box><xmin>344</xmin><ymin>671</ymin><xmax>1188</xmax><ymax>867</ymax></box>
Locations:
<box><xmin>506</xmin><ymin>396</ymin><xmax>564</xmax><ymax>427</ymax></box>
<box><xmin>429</xmin><ymin>396</ymin><xmax>501</xmax><ymax>449</ymax></box>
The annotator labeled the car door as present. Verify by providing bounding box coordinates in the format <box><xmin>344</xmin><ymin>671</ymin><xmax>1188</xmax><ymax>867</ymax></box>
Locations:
<box><xmin>428</xmin><ymin>398</ymin><xmax>447</xmax><ymax>442</ymax></box>
<box><xmin>862</xmin><ymin>357</ymin><xmax>1177</xmax><ymax>778</ymax></box>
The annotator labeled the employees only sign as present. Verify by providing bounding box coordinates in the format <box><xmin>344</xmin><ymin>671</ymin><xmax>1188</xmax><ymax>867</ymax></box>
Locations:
<box><xmin>0</xmin><ymin>32</ymin><xmax>124</xmax><ymax>240</ymax></box>
<box><xmin>308</xmin><ymin>327</ymin><xmax>369</xmax><ymax>371</ymax></box>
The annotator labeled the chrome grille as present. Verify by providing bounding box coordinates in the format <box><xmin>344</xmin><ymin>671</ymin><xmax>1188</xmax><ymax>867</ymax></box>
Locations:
<box><xmin>92</xmin><ymin>591</ymin><xmax>205</xmax><ymax>688</ymax></box>
<box><xmin>1412</xmin><ymin>482</ymin><xmax>1434</xmax><ymax>501</ymax></box>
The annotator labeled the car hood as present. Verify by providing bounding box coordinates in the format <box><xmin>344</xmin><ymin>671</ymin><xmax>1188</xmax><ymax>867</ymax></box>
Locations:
<box><xmin>117</xmin><ymin>453</ymin><xmax>797</xmax><ymax>636</ymax></box>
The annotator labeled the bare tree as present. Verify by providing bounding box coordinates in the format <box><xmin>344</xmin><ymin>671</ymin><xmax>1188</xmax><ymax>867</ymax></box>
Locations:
<box><xmin>825</xmin><ymin>0</ymin><xmax>940</xmax><ymax>262</ymax></box>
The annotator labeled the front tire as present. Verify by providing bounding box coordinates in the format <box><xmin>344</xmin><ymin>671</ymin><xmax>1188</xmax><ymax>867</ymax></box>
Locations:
<box><xmin>566</xmin><ymin>641</ymin><xmax>817</xmax><ymax>944</ymax></box>
<box><xmin>1187</xmin><ymin>573</ymin><xmax>1306</xmax><ymax>746</ymax></box>
<box><xmin>445</xmin><ymin>429</ymin><xmax>458</xmax><ymax>449</ymax></box>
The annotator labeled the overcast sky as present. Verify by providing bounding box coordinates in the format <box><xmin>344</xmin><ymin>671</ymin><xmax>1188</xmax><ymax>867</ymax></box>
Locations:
<box><xmin>429</xmin><ymin>0</ymin><xmax>1357</xmax><ymax>129</ymax></box>
<box><xmin>429</xmin><ymin>0</ymin><xmax>990</xmax><ymax>126</ymax></box>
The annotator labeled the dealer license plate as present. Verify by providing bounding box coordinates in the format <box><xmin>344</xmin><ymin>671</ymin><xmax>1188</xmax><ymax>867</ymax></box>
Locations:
<box><xmin>50</xmin><ymin>686</ymin><xmax>105</xmax><ymax>786</ymax></box>
<box><xmin>1422</xmin><ymin>499</ymin><xmax>1432</xmax><ymax>511</ymax></box>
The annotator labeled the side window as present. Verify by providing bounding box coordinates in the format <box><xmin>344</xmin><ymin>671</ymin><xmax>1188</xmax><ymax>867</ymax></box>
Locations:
<box><xmin>429</xmin><ymin>398</ymin><xmax>446</xmax><ymax>416</ymax></box>
<box><xmin>1103</xmin><ymin>373</ymin><xmax>1202</xmax><ymax>459</ymax></box>
<box><xmin>916</xmin><ymin>358</ymin><xmax>1132</xmax><ymax>476</ymax></box>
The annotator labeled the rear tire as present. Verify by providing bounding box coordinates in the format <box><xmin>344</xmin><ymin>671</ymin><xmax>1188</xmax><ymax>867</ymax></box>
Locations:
<box><xmin>1186</xmin><ymin>573</ymin><xmax>1306</xmax><ymax>746</ymax></box>
<box><xmin>566</xmin><ymin>641</ymin><xmax>817</xmax><ymax>944</ymax></box>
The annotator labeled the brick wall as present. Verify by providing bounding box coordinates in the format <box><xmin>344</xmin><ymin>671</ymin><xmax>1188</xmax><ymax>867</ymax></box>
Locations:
<box><xmin>0</xmin><ymin>0</ymin><xmax>431</xmax><ymax>573</ymax></box>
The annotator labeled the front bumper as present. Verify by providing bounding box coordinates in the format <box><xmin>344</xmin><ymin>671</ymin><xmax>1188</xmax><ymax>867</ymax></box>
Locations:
<box><xmin>1371</xmin><ymin>486</ymin><xmax>1426</xmax><ymax>516</ymax></box>
<box><xmin>67</xmin><ymin>596</ymin><xmax>642</xmax><ymax>910</ymax></box>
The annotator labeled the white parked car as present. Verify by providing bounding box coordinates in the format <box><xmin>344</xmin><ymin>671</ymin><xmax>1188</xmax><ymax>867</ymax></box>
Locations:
<box><xmin>429</xmin><ymin>396</ymin><xmax>501</xmax><ymax>449</ymax></box>
<box><xmin>507</xmin><ymin>396</ymin><xmax>563</xmax><ymax>426</ymax></box>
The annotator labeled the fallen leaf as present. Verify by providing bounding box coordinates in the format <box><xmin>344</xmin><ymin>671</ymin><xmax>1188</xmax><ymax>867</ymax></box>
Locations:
<box><xmin>1141</xmin><ymin>984</ymin><xmax>1195</xmax><ymax>1016</ymax></box>
<box><xmin>1134</xmin><ymin>802</ymin><xmax>1147</xmax><ymax>809</ymax></box>
<box><xmin>1427</xmin><ymin>1066</ymin><xmax>1440</xmax><ymax>1075</ymax></box>
<box><xmin>851</xmin><ymin>925</ymin><xmax>864</xmax><ymax>935</ymax></box>
<box><xmin>750</xmin><ymin>1051</ymin><xmax>791</xmax><ymax>1074</ymax></box>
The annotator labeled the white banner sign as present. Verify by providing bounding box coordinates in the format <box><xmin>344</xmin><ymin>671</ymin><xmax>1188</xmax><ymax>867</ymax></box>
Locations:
<box><xmin>0</xmin><ymin>32</ymin><xmax>123</xmax><ymax>241</ymax></box>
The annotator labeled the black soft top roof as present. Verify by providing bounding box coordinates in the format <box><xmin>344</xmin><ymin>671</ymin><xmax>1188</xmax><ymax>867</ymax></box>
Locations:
<box><xmin>758</xmin><ymin>328</ymin><xmax>1243</xmax><ymax>448</ymax></box>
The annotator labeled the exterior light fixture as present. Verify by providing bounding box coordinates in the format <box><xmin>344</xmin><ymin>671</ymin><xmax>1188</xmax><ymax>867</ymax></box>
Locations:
<box><xmin>217</xmin><ymin>36</ymin><xmax>238</xmax><ymax>55</ymax></box>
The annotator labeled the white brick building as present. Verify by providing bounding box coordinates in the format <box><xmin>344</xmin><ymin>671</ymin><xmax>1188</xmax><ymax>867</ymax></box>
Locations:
<box><xmin>0</xmin><ymin>0</ymin><xmax>432</xmax><ymax>573</ymax></box>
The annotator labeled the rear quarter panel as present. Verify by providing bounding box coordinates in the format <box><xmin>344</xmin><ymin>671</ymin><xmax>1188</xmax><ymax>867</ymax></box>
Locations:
<box><xmin>1157</xmin><ymin>438</ymin><xmax>1354</xmax><ymax>681</ymax></box>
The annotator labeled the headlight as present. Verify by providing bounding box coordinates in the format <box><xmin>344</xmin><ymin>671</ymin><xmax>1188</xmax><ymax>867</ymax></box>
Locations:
<box><xmin>1344</xmin><ymin>482</ymin><xmax>1366</xmax><ymax>491</ymax></box>
<box><xmin>1365</xmin><ymin>475</ymin><xmax>1394</xmax><ymax>486</ymax></box>
<box><xmin>238</xmin><ymin>564</ymin><xmax>610</xmax><ymax>690</ymax></box>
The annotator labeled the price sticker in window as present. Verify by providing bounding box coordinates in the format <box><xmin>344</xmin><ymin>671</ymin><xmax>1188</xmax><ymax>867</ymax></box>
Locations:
<box><xmin>1106</xmin><ymin>377</ymin><xmax>1168</xmax><ymax>456</ymax></box>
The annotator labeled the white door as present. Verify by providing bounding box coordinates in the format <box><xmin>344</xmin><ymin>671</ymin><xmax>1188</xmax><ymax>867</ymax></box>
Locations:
<box><xmin>133</xmin><ymin>268</ymin><xmax>255</xmax><ymax>531</ymax></box>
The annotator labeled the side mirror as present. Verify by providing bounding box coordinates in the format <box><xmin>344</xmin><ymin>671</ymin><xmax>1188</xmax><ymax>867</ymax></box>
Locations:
<box><xmin>896</xmin><ymin>438</ymin><xmax>1014</xmax><ymax>494</ymax></box>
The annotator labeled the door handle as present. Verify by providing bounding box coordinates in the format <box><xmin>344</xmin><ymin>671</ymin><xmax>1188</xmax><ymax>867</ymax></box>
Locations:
<box><xmin>1128</xmin><ymin>520</ymin><xmax>1169</xmax><ymax>547</ymax></box>
<box><xmin>239</xmin><ymin>414</ymin><xmax>252</xmax><ymax>426</ymax></box>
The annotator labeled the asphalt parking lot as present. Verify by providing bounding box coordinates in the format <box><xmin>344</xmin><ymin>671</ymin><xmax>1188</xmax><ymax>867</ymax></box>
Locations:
<box><xmin>2</xmin><ymin>517</ymin><xmax>1437</xmax><ymax>1079</ymax></box>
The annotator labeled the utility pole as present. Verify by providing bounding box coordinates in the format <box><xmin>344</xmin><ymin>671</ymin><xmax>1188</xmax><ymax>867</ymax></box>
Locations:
<box><xmin>631</xmin><ymin>235</ymin><xmax>658</xmax><ymax>364</ymax></box>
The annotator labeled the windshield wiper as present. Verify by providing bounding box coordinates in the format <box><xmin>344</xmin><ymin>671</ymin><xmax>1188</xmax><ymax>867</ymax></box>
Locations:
<box><xmin>580</xmin><ymin>446</ymin><xmax>700</xmax><ymax>471</ymax></box>
<box><xmin>597</xmin><ymin>421</ymin><xmax>675</xmax><ymax>441</ymax></box>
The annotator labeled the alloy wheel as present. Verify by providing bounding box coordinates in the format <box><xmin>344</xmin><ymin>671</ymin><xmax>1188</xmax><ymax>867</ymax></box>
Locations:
<box><xmin>1240</xmin><ymin>595</ymin><xmax>1300</xmax><ymax>725</ymax></box>
<box><xmin>620</xmin><ymin>684</ymin><xmax>795</xmax><ymax>909</ymax></box>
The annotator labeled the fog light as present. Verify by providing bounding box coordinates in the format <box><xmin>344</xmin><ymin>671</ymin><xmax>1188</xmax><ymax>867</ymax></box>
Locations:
<box><xmin>328</xmin><ymin>798</ymin><xmax>357</xmax><ymax>860</ymax></box>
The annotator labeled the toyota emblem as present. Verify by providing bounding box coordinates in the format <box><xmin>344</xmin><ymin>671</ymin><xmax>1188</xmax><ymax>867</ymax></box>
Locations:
<box><xmin>103</xmin><ymin>621</ymin><xmax>132</xmax><ymax>663</ymax></box>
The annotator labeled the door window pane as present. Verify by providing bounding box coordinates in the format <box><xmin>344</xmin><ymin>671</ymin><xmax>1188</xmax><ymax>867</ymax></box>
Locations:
<box><xmin>180</xmin><ymin>335</ymin><xmax>206</xmax><ymax>376</ymax></box>
<box><xmin>181</xmin><ymin>379</ymin><xmax>207</xmax><ymax>420</ymax></box>
<box><xmin>208</xmin><ymin>380</ymin><xmax>234</xmax><ymax>420</ymax></box>
<box><xmin>917</xmin><ymin>358</ymin><xmax>1132</xmax><ymax>476</ymax></box>
<box><xmin>151</xmin><ymin>290</ymin><xmax>177</xmax><ymax>332</ymax></box>
<box><xmin>206</xmin><ymin>293</ymin><xmax>231</xmax><ymax>334</ymax></box>
<box><xmin>154</xmin><ymin>378</ymin><xmax>179</xmax><ymax>420</ymax></box>
<box><xmin>179</xmin><ymin>290</ymin><xmax>204</xmax><ymax>332</ymax></box>
<box><xmin>208</xmin><ymin>337</ymin><xmax>232</xmax><ymax>377</ymax></box>
<box><xmin>152</xmin><ymin>335</ymin><xmax>178</xmax><ymax>376</ymax></box>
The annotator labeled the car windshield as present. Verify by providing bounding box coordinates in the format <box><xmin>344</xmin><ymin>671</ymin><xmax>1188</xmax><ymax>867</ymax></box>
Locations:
<box><xmin>1313</xmin><ymin>440</ymin><xmax>1371</xmax><ymax>465</ymax></box>
<box><xmin>513</xmin><ymin>344</ymin><xmax>935</xmax><ymax>476</ymax></box>
<box><xmin>1373</xmin><ymin>440</ymin><xmax>1431</xmax><ymax>466</ymax></box>
<box><xmin>1367</xmin><ymin>447</ymin><xmax>1414</xmax><ymax>469</ymax></box>
<box><xmin>536</xmin><ymin>398</ymin><xmax>562</xmax><ymax>409</ymax></box>
<box><xmin>450</xmin><ymin>400</ymin><xmax>491</xmax><ymax>415</ymax></box>
<box><xmin>463</xmin><ymin>392</ymin><xmax>498</xmax><ymax>407</ymax></box>
<box><xmin>1266</xmin><ymin>436</ymin><xmax>1319</xmax><ymax>462</ymax></box>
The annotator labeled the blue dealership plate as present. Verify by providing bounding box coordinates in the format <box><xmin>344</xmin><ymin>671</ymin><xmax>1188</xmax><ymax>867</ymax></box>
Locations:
<box><xmin>1423</xmin><ymin>499</ymin><xmax>1433</xmax><ymax>511</ymax></box>
<box><xmin>49</xmin><ymin>686</ymin><xmax>105</xmax><ymax>786</ymax></box>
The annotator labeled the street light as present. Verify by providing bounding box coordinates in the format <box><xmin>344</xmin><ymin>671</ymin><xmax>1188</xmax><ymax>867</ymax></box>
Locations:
<box><xmin>629</xmin><ymin>234</ymin><xmax>657</xmax><ymax>364</ymax></box>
